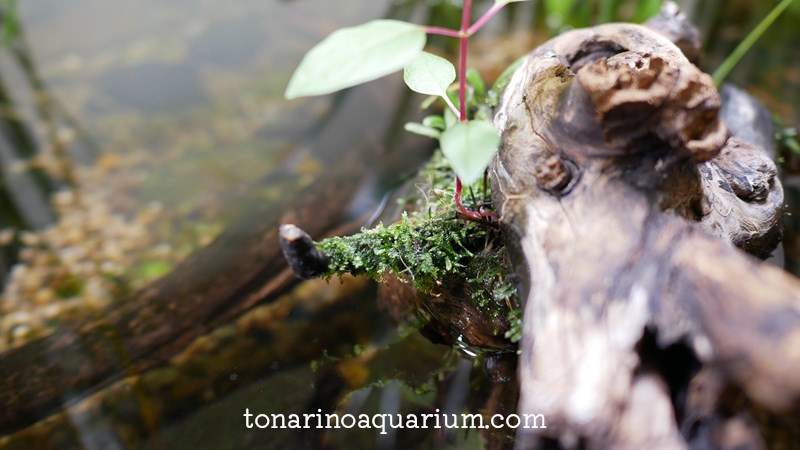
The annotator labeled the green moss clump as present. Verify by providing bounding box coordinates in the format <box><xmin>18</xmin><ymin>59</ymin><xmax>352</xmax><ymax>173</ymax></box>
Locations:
<box><xmin>317</xmin><ymin>210</ymin><xmax>517</xmax><ymax>319</ymax></box>
<box><xmin>318</xmin><ymin>213</ymin><xmax>481</xmax><ymax>293</ymax></box>
<box><xmin>317</xmin><ymin>214</ymin><xmax>517</xmax><ymax>324</ymax></box>
<box><xmin>316</xmin><ymin>151</ymin><xmax>520</xmax><ymax>334</ymax></box>
<box><xmin>504</xmin><ymin>309</ymin><xmax>522</xmax><ymax>344</ymax></box>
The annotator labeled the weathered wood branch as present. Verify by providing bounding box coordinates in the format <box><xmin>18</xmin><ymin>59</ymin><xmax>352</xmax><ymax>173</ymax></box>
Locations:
<box><xmin>279</xmin><ymin>224</ymin><xmax>330</xmax><ymax>279</ymax></box>
<box><xmin>278</xmin><ymin>220</ymin><xmax>518</xmax><ymax>352</ymax></box>
<box><xmin>273</xmin><ymin>4</ymin><xmax>799</xmax><ymax>447</ymax></box>
<box><xmin>491</xmin><ymin>13</ymin><xmax>797</xmax><ymax>448</ymax></box>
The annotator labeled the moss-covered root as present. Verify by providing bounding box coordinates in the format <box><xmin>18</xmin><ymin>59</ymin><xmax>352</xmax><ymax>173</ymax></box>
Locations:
<box><xmin>280</xmin><ymin>213</ymin><xmax>521</xmax><ymax>345</ymax></box>
<box><xmin>327</xmin><ymin>214</ymin><xmax>516</xmax><ymax>311</ymax></box>
<box><xmin>317</xmin><ymin>214</ymin><xmax>481</xmax><ymax>290</ymax></box>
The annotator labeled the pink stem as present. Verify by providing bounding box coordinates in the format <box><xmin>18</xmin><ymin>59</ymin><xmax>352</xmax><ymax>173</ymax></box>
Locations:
<box><xmin>447</xmin><ymin>1</ymin><xmax>498</xmax><ymax>220</ymax></box>
<box><xmin>425</xmin><ymin>26</ymin><xmax>462</xmax><ymax>38</ymax></box>
<box><xmin>459</xmin><ymin>0</ymin><xmax>472</xmax><ymax>123</ymax></box>
<box><xmin>425</xmin><ymin>2</ymin><xmax>508</xmax><ymax>40</ymax></box>
<box><xmin>441</xmin><ymin>94</ymin><xmax>461</xmax><ymax>118</ymax></box>
<box><xmin>454</xmin><ymin>178</ymin><xmax>497</xmax><ymax>219</ymax></box>
<box><xmin>454</xmin><ymin>178</ymin><xmax>476</xmax><ymax>217</ymax></box>
<box><xmin>467</xmin><ymin>1</ymin><xmax>506</xmax><ymax>36</ymax></box>
<box><xmin>453</xmin><ymin>1</ymin><xmax>480</xmax><ymax>219</ymax></box>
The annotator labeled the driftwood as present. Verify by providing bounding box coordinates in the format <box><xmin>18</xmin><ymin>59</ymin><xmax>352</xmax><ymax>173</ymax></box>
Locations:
<box><xmin>491</xmin><ymin>6</ymin><xmax>799</xmax><ymax>448</ymax></box>
<box><xmin>280</xmin><ymin>223</ymin><xmax>516</xmax><ymax>352</ymax></box>
<box><xmin>278</xmin><ymin>4</ymin><xmax>800</xmax><ymax>448</ymax></box>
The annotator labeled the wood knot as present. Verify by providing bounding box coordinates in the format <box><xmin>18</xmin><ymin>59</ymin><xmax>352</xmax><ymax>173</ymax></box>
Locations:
<box><xmin>534</xmin><ymin>154</ymin><xmax>574</xmax><ymax>194</ymax></box>
<box><xmin>577</xmin><ymin>52</ymin><xmax>727</xmax><ymax>162</ymax></box>
<box><xmin>714</xmin><ymin>138</ymin><xmax>777</xmax><ymax>203</ymax></box>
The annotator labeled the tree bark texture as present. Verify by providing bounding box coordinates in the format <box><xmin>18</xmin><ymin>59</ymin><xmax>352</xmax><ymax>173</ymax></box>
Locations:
<box><xmin>491</xmin><ymin>7</ymin><xmax>798</xmax><ymax>448</ymax></box>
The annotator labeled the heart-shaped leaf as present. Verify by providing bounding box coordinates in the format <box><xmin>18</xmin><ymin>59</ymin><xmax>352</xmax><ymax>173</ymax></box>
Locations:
<box><xmin>440</xmin><ymin>120</ymin><xmax>500</xmax><ymax>185</ymax></box>
<box><xmin>285</xmin><ymin>20</ymin><xmax>426</xmax><ymax>99</ymax></box>
<box><xmin>403</xmin><ymin>52</ymin><xmax>456</xmax><ymax>98</ymax></box>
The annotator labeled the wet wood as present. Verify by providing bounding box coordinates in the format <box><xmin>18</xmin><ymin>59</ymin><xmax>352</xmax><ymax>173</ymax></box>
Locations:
<box><xmin>377</xmin><ymin>274</ymin><xmax>514</xmax><ymax>352</ymax></box>
<box><xmin>491</xmin><ymin>9</ymin><xmax>798</xmax><ymax>448</ymax></box>
<box><xmin>266</xmin><ymin>3</ymin><xmax>798</xmax><ymax>447</ymax></box>
<box><xmin>279</xmin><ymin>227</ymin><xmax>516</xmax><ymax>351</ymax></box>
<box><xmin>279</xmin><ymin>224</ymin><xmax>331</xmax><ymax>280</ymax></box>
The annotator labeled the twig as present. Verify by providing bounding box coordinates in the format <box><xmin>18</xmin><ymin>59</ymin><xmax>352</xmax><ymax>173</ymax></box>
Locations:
<box><xmin>279</xmin><ymin>224</ymin><xmax>330</xmax><ymax>279</ymax></box>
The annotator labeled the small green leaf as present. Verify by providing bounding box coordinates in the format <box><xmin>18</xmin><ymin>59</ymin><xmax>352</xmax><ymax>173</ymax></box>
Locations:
<box><xmin>422</xmin><ymin>115</ymin><xmax>445</xmax><ymax>130</ymax></box>
<box><xmin>404</xmin><ymin>122</ymin><xmax>442</xmax><ymax>139</ymax></box>
<box><xmin>3</xmin><ymin>0</ymin><xmax>19</xmax><ymax>45</ymax></box>
<box><xmin>466</xmin><ymin>69</ymin><xmax>486</xmax><ymax>98</ymax></box>
<box><xmin>440</xmin><ymin>120</ymin><xmax>500</xmax><ymax>185</ymax></box>
<box><xmin>285</xmin><ymin>20</ymin><xmax>426</xmax><ymax>99</ymax></box>
<box><xmin>420</xmin><ymin>95</ymin><xmax>439</xmax><ymax>109</ymax></box>
<box><xmin>786</xmin><ymin>136</ymin><xmax>800</xmax><ymax>154</ymax></box>
<box><xmin>633</xmin><ymin>0</ymin><xmax>662</xmax><ymax>23</ymax></box>
<box><xmin>544</xmin><ymin>0</ymin><xmax>574</xmax><ymax>29</ymax></box>
<box><xmin>443</xmin><ymin>107</ymin><xmax>458</xmax><ymax>129</ymax></box>
<box><xmin>403</xmin><ymin>52</ymin><xmax>456</xmax><ymax>97</ymax></box>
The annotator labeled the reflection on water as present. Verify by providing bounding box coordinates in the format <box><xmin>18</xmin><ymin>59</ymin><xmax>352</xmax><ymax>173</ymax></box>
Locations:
<box><xmin>0</xmin><ymin>0</ymin><xmax>797</xmax><ymax>448</ymax></box>
<box><xmin>0</xmin><ymin>0</ymin><xmax>402</xmax><ymax>347</ymax></box>
<box><xmin>0</xmin><ymin>0</ymin><xmax>513</xmax><ymax>447</ymax></box>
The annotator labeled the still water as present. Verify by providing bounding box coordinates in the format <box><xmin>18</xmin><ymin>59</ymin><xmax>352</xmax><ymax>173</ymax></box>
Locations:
<box><xmin>0</xmin><ymin>0</ymin><xmax>797</xmax><ymax>448</ymax></box>
<box><xmin>0</xmin><ymin>0</ymin><xmax>504</xmax><ymax>448</ymax></box>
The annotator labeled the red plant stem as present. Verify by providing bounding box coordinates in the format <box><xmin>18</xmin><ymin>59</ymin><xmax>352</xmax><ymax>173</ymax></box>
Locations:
<box><xmin>427</xmin><ymin>0</ymin><xmax>501</xmax><ymax>220</ymax></box>
<box><xmin>455</xmin><ymin>178</ymin><xmax>497</xmax><ymax>219</ymax></box>
<box><xmin>459</xmin><ymin>0</ymin><xmax>472</xmax><ymax>123</ymax></box>
<box><xmin>425</xmin><ymin>2</ymin><xmax>507</xmax><ymax>39</ymax></box>
<box><xmin>467</xmin><ymin>1</ymin><xmax>506</xmax><ymax>36</ymax></box>
<box><xmin>454</xmin><ymin>178</ymin><xmax>475</xmax><ymax>217</ymax></box>
<box><xmin>454</xmin><ymin>0</ymin><xmax>485</xmax><ymax>219</ymax></box>
<box><xmin>453</xmin><ymin>1</ymin><xmax>471</xmax><ymax>217</ymax></box>
<box><xmin>424</xmin><ymin>26</ymin><xmax>462</xmax><ymax>38</ymax></box>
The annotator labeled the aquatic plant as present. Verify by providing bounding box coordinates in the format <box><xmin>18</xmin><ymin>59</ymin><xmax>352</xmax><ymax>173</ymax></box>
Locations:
<box><xmin>1</xmin><ymin>0</ymin><xmax>19</xmax><ymax>44</ymax></box>
<box><xmin>712</xmin><ymin>0</ymin><xmax>797</xmax><ymax>85</ymax></box>
<box><xmin>307</xmin><ymin>148</ymin><xmax>518</xmax><ymax>329</ymax></box>
<box><xmin>280</xmin><ymin>0</ymin><xmax>799</xmax><ymax>349</ymax></box>
<box><xmin>284</xmin><ymin>0</ymin><xmax>532</xmax><ymax>216</ymax></box>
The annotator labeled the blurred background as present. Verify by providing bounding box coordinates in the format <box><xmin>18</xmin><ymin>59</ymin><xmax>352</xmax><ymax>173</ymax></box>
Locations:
<box><xmin>0</xmin><ymin>0</ymin><xmax>797</xmax><ymax>448</ymax></box>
